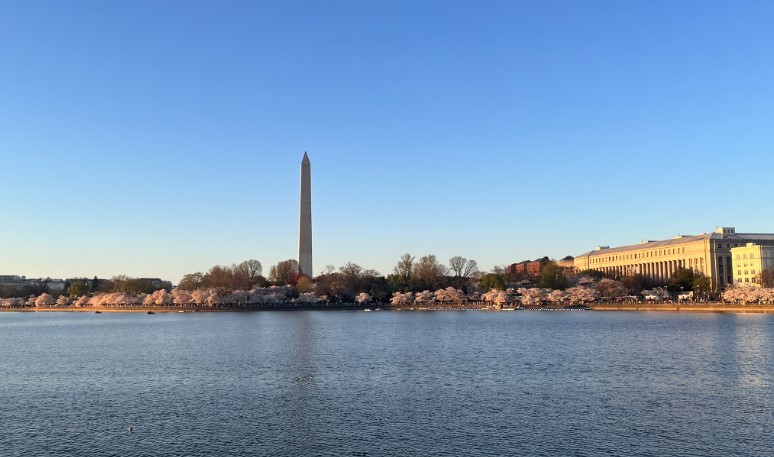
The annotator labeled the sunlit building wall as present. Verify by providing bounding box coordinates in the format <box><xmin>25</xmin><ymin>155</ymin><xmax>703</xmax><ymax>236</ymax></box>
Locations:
<box><xmin>574</xmin><ymin>227</ymin><xmax>774</xmax><ymax>290</ymax></box>
<box><xmin>731</xmin><ymin>243</ymin><xmax>774</xmax><ymax>286</ymax></box>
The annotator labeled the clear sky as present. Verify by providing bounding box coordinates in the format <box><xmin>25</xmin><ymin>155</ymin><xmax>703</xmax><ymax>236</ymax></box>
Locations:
<box><xmin>2</xmin><ymin>1</ymin><xmax>773</xmax><ymax>283</ymax></box>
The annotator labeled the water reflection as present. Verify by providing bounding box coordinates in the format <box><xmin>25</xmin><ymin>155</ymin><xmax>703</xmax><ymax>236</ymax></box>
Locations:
<box><xmin>732</xmin><ymin>314</ymin><xmax>772</xmax><ymax>388</ymax></box>
<box><xmin>1</xmin><ymin>311</ymin><xmax>773</xmax><ymax>456</ymax></box>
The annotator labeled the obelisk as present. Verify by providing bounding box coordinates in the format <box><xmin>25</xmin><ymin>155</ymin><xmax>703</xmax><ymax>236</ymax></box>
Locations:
<box><xmin>298</xmin><ymin>152</ymin><xmax>313</xmax><ymax>277</ymax></box>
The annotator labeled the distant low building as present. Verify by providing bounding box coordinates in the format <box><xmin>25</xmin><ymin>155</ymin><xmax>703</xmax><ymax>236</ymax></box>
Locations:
<box><xmin>731</xmin><ymin>243</ymin><xmax>774</xmax><ymax>286</ymax></box>
<box><xmin>557</xmin><ymin>256</ymin><xmax>574</xmax><ymax>269</ymax></box>
<box><xmin>0</xmin><ymin>275</ymin><xmax>27</xmax><ymax>284</ymax></box>
<box><xmin>0</xmin><ymin>275</ymin><xmax>66</xmax><ymax>292</ymax></box>
<box><xmin>0</xmin><ymin>275</ymin><xmax>30</xmax><ymax>288</ymax></box>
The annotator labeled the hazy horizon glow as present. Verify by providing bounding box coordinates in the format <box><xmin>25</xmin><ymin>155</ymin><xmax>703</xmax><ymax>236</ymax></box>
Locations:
<box><xmin>2</xmin><ymin>1</ymin><xmax>773</xmax><ymax>283</ymax></box>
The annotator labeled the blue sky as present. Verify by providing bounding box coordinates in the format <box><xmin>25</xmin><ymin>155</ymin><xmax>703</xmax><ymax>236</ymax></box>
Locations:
<box><xmin>2</xmin><ymin>1</ymin><xmax>773</xmax><ymax>283</ymax></box>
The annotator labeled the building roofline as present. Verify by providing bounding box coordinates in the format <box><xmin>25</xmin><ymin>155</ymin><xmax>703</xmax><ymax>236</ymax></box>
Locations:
<box><xmin>576</xmin><ymin>231</ymin><xmax>774</xmax><ymax>258</ymax></box>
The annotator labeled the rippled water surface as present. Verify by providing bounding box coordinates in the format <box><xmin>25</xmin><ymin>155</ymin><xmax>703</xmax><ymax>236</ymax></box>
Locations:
<box><xmin>1</xmin><ymin>311</ymin><xmax>773</xmax><ymax>456</ymax></box>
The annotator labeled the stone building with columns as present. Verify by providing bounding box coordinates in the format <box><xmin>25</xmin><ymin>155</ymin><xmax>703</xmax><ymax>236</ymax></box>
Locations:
<box><xmin>573</xmin><ymin>227</ymin><xmax>774</xmax><ymax>291</ymax></box>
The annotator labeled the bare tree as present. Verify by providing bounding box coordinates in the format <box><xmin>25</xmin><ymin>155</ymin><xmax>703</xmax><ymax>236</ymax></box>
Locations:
<box><xmin>234</xmin><ymin>259</ymin><xmax>263</xmax><ymax>290</ymax></box>
<box><xmin>204</xmin><ymin>265</ymin><xmax>236</xmax><ymax>290</ymax></box>
<box><xmin>449</xmin><ymin>256</ymin><xmax>479</xmax><ymax>290</ymax></box>
<box><xmin>413</xmin><ymin>255</ymin><xmax>448</xmax><ymax>291</ymax></box>
<box><xmin>339</xmin><ymin>262</ymin><xmax>363</xmax><ymax>298</ymax></box>
<box><xmin>394</xmin><ymin>253</ymin><xmax>414</xmax><ymax>282</ymax></box>
<box><xmin>269</xmin><ymin>259</ymin><xmax>299</xmax><ymax>285</ymax></box>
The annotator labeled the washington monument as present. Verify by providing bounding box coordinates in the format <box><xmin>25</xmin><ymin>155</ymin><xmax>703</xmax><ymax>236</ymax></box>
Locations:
<box><xmin>298</xmin><ymin>152</ymin><xmax>313</xmax><ymax>277</ymax></box>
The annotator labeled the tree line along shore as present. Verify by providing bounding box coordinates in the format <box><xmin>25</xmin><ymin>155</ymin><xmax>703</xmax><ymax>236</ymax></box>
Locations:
<box><xmin>3</xmin><ymin>255</ymin><xmax>774</xmax><ymax>311</ymax></box>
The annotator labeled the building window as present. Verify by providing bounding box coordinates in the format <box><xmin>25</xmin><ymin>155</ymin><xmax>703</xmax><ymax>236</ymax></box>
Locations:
<box><xmin>738</xmin><ymin>270</ymin><xmax>742</xmax><ymax>276</ymax></box>
<box><xmin>752</xmin><ymin>270</ymin><xmax>756</xmax><ymax>275</ymax></box>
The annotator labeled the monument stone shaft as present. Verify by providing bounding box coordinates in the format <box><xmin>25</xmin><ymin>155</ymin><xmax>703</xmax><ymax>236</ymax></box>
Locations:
<box><xmin>298</xmin><ymin>152</ymin><xmax>313</xmax><ymax>277</ymax></box>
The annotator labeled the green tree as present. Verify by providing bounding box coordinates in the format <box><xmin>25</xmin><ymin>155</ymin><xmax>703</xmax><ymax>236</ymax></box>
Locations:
<box><xmin>90</xmin><ymin>276</ymin><xmax>100</xmax><ymax>292</ymax></box>
<box><xmin>67</xmin><ymin>281</ymin><xmax>90</xmax><ymax>298</ymax></box>
<box><xmin>576</xmin><ymin>269</ymin><xmax>606</xmax><ymax>280</ymax></box>
<box><xmin>178</xmin><ymin>272</ymin><xmax>205</xmax><ymax>291</ymax></box>
<box><xmin>479</xmin><ymin>273</ymin><xmax>505</xmax><ymax>291</ymax></box>
<box><xmin>113</xmin><ymin>276</ymin><xmax>158</xmax><ymax>295</ymax></box>
<box><xmin>693</xmin><ymin>273</ymin><xmax>711</xmax><ymax>294</ymax></box>
<box><xmin>668</xmin><ymin>267</ymin><xmax>695</xmax><ymax>291</ymax></box>
<box><xmin>539</xmin><ymin>262</ymin><xmax>567</xmax><ymax>290</ymax></box>
<box><xmin>620</xmin><ymin>274</ymin><xmax>645</xmax><ymax>294</ymax></box>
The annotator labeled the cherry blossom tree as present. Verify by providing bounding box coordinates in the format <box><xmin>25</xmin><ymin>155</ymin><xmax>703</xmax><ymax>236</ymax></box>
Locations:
<box><xmin>481</xmin><ymin>289</ymin><xmax>499</xmax><ymax>303</ymax></box>
<box><xmin>355</xmin><ymin>292</ymin><xmax>372</xmax><ymax>304</ymax></box>
<box><xmin>565</xmin><ymin>286</ymin><xmax>599</xmax><ymax>305</ymax></box>
<box><xmin>390</xmin><ymin>291</ymin><xmax>414</xmax><ymax>306</ymax></box>
<box><xmin>415</xmin><ymin>290</ymin><xmax>435</xmax><ymax>305</ymax></box>
<box><xmin>223</xmin><ymin>290</ymin><xmax>248</xmax><ymax>305</ymax></box>
<box><xmin>172</xmin><ymin>289</ymin><xmax>193</xmax><ymax>306</ymax></box>
<box><xmin>191</xmin><ymin>289</ymin><xmax>218</xmax><ymax>306</ymax></box>
<box><xmin>434</xmin><ymin>287</ymin><xmax>462</xmax><ymax>304</ymax></box>
<box><xmin>517</xmin><ymin>288</ymin><xmax>548</xmax><ymax>306</ymax></box>
<box><xmin>143</xmin><ymin>293</ymin><xmax>156</xmax><ymax>307</ymax></box>
<box><xmin>35</xmin><ymin>293</ymin><xmax>55</xmax><ymax>308</ymax></box>
<box><xmin>147</xmin><ymin>289</ymin><xmax>173</xmax><ymax>306</ymax></box>
<box><xmin>547</xmin><ymin>290</ymin><xmax>567</xmax><ymax>304</ymax></box>
<box><xmin>723</xmin><ymin>285</ymin><xmax>774</xmax><ymax>304</ymax></box>
<box><xmin>296</xmin><ymin>292</ymin><xmax>320</xmax><ymax>304</ymax></box>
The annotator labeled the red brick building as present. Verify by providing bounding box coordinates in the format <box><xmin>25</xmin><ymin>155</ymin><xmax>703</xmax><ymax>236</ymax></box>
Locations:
<box><xmin>507</xmin><ymin>257</ymin><xmax>550</xmax><ymax>278</ymax></box>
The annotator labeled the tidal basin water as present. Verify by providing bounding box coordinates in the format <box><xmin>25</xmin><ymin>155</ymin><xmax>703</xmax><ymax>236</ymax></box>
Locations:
<box><xmin>1</xmin><ymin>311</ymin><xmax>773</xmax><ymax>456</ymax></box>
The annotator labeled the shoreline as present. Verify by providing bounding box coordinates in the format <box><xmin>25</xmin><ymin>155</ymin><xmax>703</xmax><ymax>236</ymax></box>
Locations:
<box><xmin>589</xmin><ymin>303</ymin><xmax>774</xmax><ymax>313</ymax></box>
<box><xmin>2</xmin><ymin>302</ymin><xmax>774</xmax><ymax>314</ymax></box>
